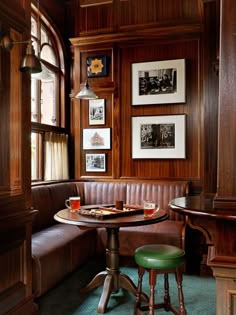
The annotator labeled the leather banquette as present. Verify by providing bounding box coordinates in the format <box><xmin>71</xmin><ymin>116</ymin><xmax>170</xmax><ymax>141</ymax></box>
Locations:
<box><xmin>31</xmin><ymin>180</ymin><xmax>189</xmax><ymax>298</ymax></box>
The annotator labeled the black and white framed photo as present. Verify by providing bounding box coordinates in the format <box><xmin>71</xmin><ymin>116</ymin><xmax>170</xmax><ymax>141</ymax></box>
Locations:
<box><xmin>86</xmin><ymin>153</ymin><xmax>106</xmax><ymax>172</ymax></box>
<box><xmin>132</xmin><ymin>114</ymin><xmax>186</xmax><ymax>159</ymax></box>
<box><xmin>89</xmin><ymin>99</ymin><xmax>105</xmax><ymax>125</ymax></box>
<box><xmin>132</xmin><ymin>59</ymin><xmax>186</xmax><ymax>105</ymax></box>
<box><xmin>83</xmin><ymin>128</ymin><xmax>111</xmax><ymax>150</ymax></box>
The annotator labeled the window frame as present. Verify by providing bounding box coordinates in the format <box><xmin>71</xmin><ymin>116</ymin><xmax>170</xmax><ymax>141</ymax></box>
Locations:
<box><xmin>31</xmin><ymin>3</ymin><xmax>68</xmax><ymax>182</ymax></box>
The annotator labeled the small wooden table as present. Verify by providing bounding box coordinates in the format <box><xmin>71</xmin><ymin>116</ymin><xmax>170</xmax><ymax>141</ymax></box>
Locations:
<box><xmin>54</xmin><ymin>206</ymin><xmax>168</xmax><ymax>313</ymax></box>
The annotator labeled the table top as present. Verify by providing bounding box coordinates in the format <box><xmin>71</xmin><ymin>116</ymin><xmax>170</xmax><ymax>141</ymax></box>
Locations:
<box><xmin>169</xmin><ymin>195</ymin><xmax>236</xmax><ymax>221</ymax></box>
<box><xmin>54</xmin><ymin>206</ymin><xmax>168</xmax><ymax>228</ymax></box>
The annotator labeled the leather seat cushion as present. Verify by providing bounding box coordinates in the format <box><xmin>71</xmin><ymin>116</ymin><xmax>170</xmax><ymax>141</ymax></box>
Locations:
<box><xmin>134</xmin><ymin>244</ymin><xmax>185</xmax><ymax>269</ymax></box>
<box><xmin>32</xmin><ymin>224</ymin><xmax>97</xmax><ymax>297</ymax></box>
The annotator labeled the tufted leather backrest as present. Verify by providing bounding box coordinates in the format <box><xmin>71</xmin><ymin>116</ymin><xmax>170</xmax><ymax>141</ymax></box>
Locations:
<box><xmin>126</xmin><ymin>181</ymin><xmax>189</xmax><ymax>221</ymax></box>
<box><xmin>48</xmin><ymin>182</ymin><xmax>78</xmax><ymax>211</ymax></box>
<box><xmin>82</xmin><ymin>181</ymin><xmax>127</xmax><ymax>205</ymax></box>
<box><xmin>31</xmin><ymin>182</ymin><xmax>78</xmax><ymax>232</ymax></box>
<box><xmin>31</xmin><ymin>185</ymin><xmax>55</xmax><ymax>232</ymax></box>
<box><xmin>31</xmin><ymin>180</ymin><xmax>189</xmax><ymax>233</ymax></box>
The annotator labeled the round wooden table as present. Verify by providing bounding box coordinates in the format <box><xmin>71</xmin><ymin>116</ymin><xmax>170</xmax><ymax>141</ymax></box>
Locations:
<box><xmin>54</xmin><ymin>207</ymin><xmax>168</xmax><ymax>313</ymax></box>
<box><xmin>169</xmin><ymin>195</ymin><xmax>236</xmax><ymax>221</ymax></box>
<box><xmin>169</xmin><ymin>196</ymin><xmax>236</xmax><ymax>315</ymax></box>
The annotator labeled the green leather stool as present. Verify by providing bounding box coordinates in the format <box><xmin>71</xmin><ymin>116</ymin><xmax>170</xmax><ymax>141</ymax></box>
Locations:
<box><xmin>134</xmin><ymin>244</ymin><xmax>187</xmax><ymax>315</ymax></box>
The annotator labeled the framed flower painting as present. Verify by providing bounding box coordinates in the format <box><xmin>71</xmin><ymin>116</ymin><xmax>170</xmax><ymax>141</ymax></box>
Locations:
<box><xmin>87</xmin><ymin>56</ymin><xmax>108</xmax><ymax>77</ymax></box>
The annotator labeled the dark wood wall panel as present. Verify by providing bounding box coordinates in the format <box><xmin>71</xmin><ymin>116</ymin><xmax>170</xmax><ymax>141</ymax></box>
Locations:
<box><xmin>0</xmin><ymin>2</ymin><xmax>37</xmax><ymax>313</ymax></box>
<box><xmin>120</xmin><ymin>39</ymin><xmax>200</xmax><ymax>180</ymax></box>
<box><xmin>0</xmin><ymin>246</ymin><xmax>23</xmax><ymax>291</ymax></box>
<box><xmin>119</xmin><ymin>0</ymin><xmax>199</xmax><ymax>29</ymax></box>
<box><xmin>40</xmin><ymin>0</ymin><xmax>67</xmax><ymax>37</ymax></box>
<box><xmin>75</xmin><ymin>0</ymin><xmax>201</xmax><ymax>36</ymax></box>
<box><xmin>0</xmin><ymin>50</ymin><xmax>10</xmax><ymax>189</ymax></box>
<box><xmin>201</xmin><ymin>1</ymin><xmax>219</xmax><ymax>194</ymax></box>
<box><xmin>71</xmin><ymin>45</ymin><xmax>115</xmax><ymax>178</ymax></box>
<box><xmin>70</xmin><ymin>0</ymin><xmax>219</xmax><ymax>194</ymax></box>
<box><xmin>78</xmin><ymin>4</ymin><xmax>114</xmax><ymax>36</ymax></box>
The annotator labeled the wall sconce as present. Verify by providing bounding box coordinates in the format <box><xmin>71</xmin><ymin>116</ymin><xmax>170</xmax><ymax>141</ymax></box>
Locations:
<box><xmin>0</xmin><ymin>34</ymin><xmax>42</xmax><ymax>74</ymax></box>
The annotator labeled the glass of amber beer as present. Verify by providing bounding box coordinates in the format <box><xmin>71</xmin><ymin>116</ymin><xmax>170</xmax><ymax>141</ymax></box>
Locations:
<box><xmin>143</xmin><ymin>200</ymin><xmax>159</xmax><ymax>218</ymax></box>
<box><xmin>65</xmin><ymin>196</ymin><xmax>81</xmax><ymax>212</ymax></box>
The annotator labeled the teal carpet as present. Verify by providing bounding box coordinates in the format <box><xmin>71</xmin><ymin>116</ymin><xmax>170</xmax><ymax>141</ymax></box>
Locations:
<box><xmin>37</xmin><ymin>260</ymin><xmax>216</xmax><ymax>315</ymax></box>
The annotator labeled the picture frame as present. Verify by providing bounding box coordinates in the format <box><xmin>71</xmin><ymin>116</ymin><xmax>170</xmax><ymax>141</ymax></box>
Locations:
<box><xmin>132</xmin><ymin>59</ymin><xmax>186</xmax><ymax>105</ymax></box>
<box><xmin>89</xmin><ymin>99</ymin><xmax>105</xmax><ymax>125</ymax></box>
<box><xmin>86</xmin><ymin>153</ymin><xmax>106</xmax><ymax>172</ymax></box>
<box><xmin>131</xmin><ymin>114</ymin><xmax>186</xmax><ymax>159</ymax></box>
<box><xmin>87</xmin><ymin>56</ymin><xmax>108</xmax><ymax>77</ymax></box>
<box><xmin>83</xmin><ymin>128</ymin><xmax>111</xmax><ymax>150</ymax></box>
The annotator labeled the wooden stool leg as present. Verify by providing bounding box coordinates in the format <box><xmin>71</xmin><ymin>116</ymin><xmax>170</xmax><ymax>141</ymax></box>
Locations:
<box><xmin>163</xmin><ymin>273</ymin><xmax>171</xmax><ymax>310</ymax></box>
<box><xmin>175</xmin><ymin>268</ymin><xmax>187</xmax><ymax>315</ymax></box>
<box><xmin>134</xmin><ymin>266</ymin><xmax>145</xmax><ymax>315</ymax></box>
<box><xmin>148</xmin><ymin>269</ymin><xmax>157</xmax><ymax>315</ymax></box>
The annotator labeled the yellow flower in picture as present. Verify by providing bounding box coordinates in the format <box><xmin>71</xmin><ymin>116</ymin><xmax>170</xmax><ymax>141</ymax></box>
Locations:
<box><xmin>89</xmin><ymin>58</ymin><xmax>104</xmax><ymax>74</ymax></box>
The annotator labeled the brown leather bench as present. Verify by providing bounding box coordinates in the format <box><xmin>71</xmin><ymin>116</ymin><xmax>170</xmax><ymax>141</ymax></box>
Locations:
<box><xmin>31</xmin><ymin>180</ymin><xmax>189</xmax><ymax>298</ymax></box>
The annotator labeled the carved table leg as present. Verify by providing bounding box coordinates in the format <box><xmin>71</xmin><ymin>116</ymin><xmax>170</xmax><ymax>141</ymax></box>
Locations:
<box><xmin>80</xmin><ymin>227</ymin><xmax>147</xmax><ymax>313</ymax></box>
<box><xmin>80</xmin><ymin>271</ymin><xmax>107</xmax><ymax>293</ymax></box>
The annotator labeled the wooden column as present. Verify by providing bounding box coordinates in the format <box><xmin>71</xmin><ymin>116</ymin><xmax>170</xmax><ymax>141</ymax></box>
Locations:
<box><xmin>214</xmin><ymin>0</ymin><xmax>236</xmax><ymax>209</ymax></box>
<box><xmin>211</xmin><ymin>2</ymin><xmax>236</xmax><ymax>312</ymax></box>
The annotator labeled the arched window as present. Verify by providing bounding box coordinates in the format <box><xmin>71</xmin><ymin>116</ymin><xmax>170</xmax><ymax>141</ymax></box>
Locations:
<box><xmin>31</xmin><ymin>3</ymin><xmax>68</xmax><ymax>181</ymax></box>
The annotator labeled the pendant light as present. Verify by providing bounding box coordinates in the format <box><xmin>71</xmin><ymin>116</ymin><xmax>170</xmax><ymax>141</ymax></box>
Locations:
<box><xmin>75</xmin><ymin>1</ymin><xmax>98</xmax><ymax>100</ymax></box>
<box><xmin>75</xmin><ymin>80</ymin><xmax>98</xmax><ymax>100</ymax></box>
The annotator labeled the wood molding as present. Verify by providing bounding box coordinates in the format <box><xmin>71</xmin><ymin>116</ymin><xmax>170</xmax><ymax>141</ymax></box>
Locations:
<box><xmin>213</xmin><ymin>196</ymin><xmax>236</xmax><ymax>210</ymax></box>
<box><xmin>70</xmin><ymin>23</ymin><xmax>201</xmax><ymax>47</ymax></box>
<box><xmin>186</xmin><ymin>216</ymin><xmax>213</xmax><ymax>245</ymax></box>
<box><xmin>80</xmin><ymin>0</ymin><xmax>113</xmax><ymax>7</ymax></box>
<box><xmin>208</xmin><ymin>246</ymin><xmax>236</xmax><ymax>267</ymax></box>
<box><xmin>0</xmin><ymin>2</ymin><xmax>29</xmax><ymax>32</ymax></box>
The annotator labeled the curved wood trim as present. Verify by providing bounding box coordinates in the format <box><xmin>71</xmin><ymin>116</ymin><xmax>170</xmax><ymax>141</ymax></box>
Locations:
<box><xmin>186</xmin><ymin>215</ymin><xmax>213</xmax><ymax>244</ymax></box>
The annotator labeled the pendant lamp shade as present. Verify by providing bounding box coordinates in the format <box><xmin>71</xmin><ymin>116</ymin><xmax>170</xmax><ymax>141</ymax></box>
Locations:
<box><xmin>74</xmin><ymin>0</ymin><xmax>98</xmax><ymax>100</ymax></box>
<box><xmin>20</xmin><ymin>42</ymin><xmax>42</xmax><ymax>74</ymax></box>
<box><xmin>75</xmin><ymin>80</ymin><xmax>98</xmax><ymax>100</ymax></box>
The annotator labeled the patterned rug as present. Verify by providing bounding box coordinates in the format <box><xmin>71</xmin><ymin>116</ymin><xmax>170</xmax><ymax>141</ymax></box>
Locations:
<box><xmin>37</xmin><ymin>260</ymin><xmax>216</xmax><ymax>315</ymax></box>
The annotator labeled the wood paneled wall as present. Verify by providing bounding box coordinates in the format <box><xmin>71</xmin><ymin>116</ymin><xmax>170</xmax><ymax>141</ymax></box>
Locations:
<box><xmin>70</xmin><ymin>0</ymin><xmax>219</xmax><ymax>194</ymax></box>
<box><xmin>120</xmin><ymin>39</ymin><xmax>200</xmax><ymax>180</ymax></box>
<box><xmin>0</xmin><ymin>1</ymin><xmax>37</xmax><ymax>314</ymax></box>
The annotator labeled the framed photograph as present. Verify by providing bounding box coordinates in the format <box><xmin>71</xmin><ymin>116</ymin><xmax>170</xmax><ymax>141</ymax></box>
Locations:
<box><xmin>132</xmin><ymin>114</ymin><xmax>186</xmax><ymax>159</ymax></box>
<box><xmin>132</xmin><ymin>59</ymin><xmax>186</xmax><ymax>105</ymax></box>
<box><xmin>83</xmin><ymin>128</ymin><xmax>111</xmax><ymax>150</ymax></box>
<box><xmin>86</xmin><ymin>154</ymin><xmax>106</xmax><ymax>172</ymax></box>
<box><xmin>89</xmin><ymin>99</ymin><xmax>105</xmax><ymax>125</ymax></box>
<box><xmin>87</xmin><ymin>56</ymin><xmax>108</xmax><ymax>77</ymax></box>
